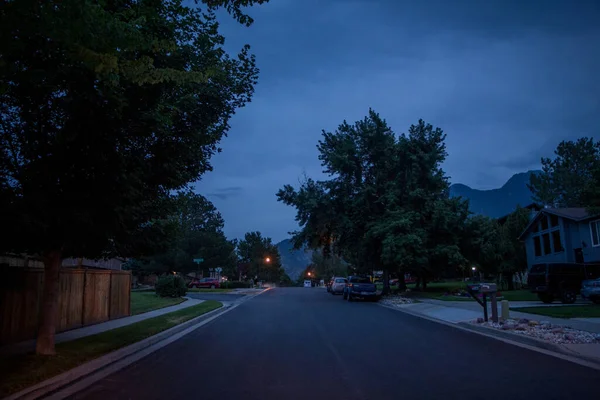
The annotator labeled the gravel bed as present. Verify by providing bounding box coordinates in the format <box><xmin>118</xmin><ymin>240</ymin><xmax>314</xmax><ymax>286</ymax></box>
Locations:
<box><xmin>472</xmin><ymin>318</ymin><xmax>600</xmax><ymax>344</ymax></box>
<box><xmin>380</xmin><ymin>295</ymin><xmax>415</xmax><ymax>306</ymax></box>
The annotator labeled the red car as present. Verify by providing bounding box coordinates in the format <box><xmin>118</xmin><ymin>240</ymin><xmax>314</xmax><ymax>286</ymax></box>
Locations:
<box><xmin>188</xmin><ymin>277</ymin><xmax>220</xmax><ymax>289</ymax></box>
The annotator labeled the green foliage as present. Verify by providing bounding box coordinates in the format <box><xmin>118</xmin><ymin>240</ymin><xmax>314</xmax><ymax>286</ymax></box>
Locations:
<box><xmin>529</xmin><ymin>137</ymin><xmax>600</xmax><ymax>208</ymax></box>
<box><xmin>155</xmin><ymin>275</ymin><xmax>188</xmax><ymax>297</ymax></box>
<box><xmin>0</xmin><ymin>0</ymin><xmax>262</xmax><ymax>261</ymax></box>
<box><xmin>277</xmin><ymin>110</ymin><xmax>470</xmax><ymax>289</ymax></box>
<box><xmin>142</xmin><ymin>191</ymin><xmax>236</xmax><ymax>275</ymax></box>
<box><xmin>220</xmin><ymin>281</ymin><xmax>252</xmax><ymax>289</ymax></box>
<box><xmin>237</xmin><ymin>231</ymin><xmax>284</xmax><ymax>282</ymax></box>
<box><xmin>310</xmin><ymin>250</ymin><xmax>347</xmax><ymax>279</ymax></box>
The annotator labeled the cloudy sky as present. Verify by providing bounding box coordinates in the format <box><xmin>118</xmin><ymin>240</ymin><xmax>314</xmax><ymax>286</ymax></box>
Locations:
<box><xmin>191</xmin><ymin>0</ymin><xmax>600</xmax><ymax>243</ymax></box>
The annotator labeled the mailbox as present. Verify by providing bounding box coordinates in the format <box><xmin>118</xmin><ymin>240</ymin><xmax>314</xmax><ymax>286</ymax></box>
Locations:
<box><xmin>479</xmin><ymin>283</ymin><xmax>497</xmax><ymax>293</ymax></box>
<box><xmin>466</xmin><ymin>282</ymin><xmax>499</xmax><ymax>322</ymax></box>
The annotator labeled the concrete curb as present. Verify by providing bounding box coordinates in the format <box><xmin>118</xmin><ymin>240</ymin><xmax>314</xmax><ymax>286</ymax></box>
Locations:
<box><xmin>4</xmin><ymin>288</ymin><xmax>270</xmax><ymax>400</ymax></box>
<box><xmin>378</xmin><ymin>302</ymin><xmax>600</xmax><ymax>371</ymax></box>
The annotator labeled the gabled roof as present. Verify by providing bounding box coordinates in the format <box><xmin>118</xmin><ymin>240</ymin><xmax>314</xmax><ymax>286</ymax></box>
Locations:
<box><xmin>497</xmin><ymin>203</ymin><xmax>542</xmax><ymax>225</ymax></box>
<box><xmin>518</xmin><ymin>207</ymin><xmax>593</xmax><ymax>240</ymax></box>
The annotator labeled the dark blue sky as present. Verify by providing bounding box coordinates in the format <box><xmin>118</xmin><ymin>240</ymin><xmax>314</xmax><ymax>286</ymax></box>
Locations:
<box><xmin>192</xmin><ymin>0</ymin><xmax>600</xmax><ymax>243</ymax></box>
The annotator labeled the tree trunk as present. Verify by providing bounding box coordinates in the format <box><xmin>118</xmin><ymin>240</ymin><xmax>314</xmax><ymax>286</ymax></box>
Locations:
<box><xmin>398</xmin><ymin>273</ymin><xmax>407</xmax><ymax>291</ymax></box>
<box><xmin>36</xmin><ymin>250</ymin><xmax>62</xmax><ymax>355</ymax></box>
<box><xmin>504</xmin><ymin>272</ymin><xmax>515</xmax><ymax>290</ymax></box>
<box><xmin>422</xmin><ymin>277</ymin><xmax>428</xmax><ymax>291</ymax></box>
<box><xmin>382</xmin><ymin>269</ymin><xmax>390</xmax><ymax>295</ymax></box>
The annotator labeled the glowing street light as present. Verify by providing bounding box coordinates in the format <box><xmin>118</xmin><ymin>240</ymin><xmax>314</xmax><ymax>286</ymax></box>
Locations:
<box><xmin>307</xmin><ymin>272</ymin><xmax>311</xmax><ymax>276</ymax></box>
<box><xmin>471</xmin><ymin>266</ymin><xmax>476</xmax><ymax>271</ymax></box>
<box><xmin>265</xmin><ymin>257</ymin><xmax>271</xmax><ymax>263</ymax></box>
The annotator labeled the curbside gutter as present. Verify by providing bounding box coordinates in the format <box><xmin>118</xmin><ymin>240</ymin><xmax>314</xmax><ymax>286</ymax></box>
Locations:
<box><xmin>378</xmin><ymin>302</ymin><xmax>600</xmax><ymax>372</ymax></box>
<box><xmin>4</xmin><ymin>288</ymin><xmax>271</xmax><ymax>400</ymax></box>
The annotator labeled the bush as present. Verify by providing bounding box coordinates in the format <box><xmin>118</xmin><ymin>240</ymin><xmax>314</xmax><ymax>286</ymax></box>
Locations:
<box><xmin>220</xmin><ymin>281</ymin><xmax>251</xmax><ymax>289</ymax></box>
<box><xmin>155</xmin><ymin>275</ymin><xmax>188</xmax><ymax>297</ymax></box>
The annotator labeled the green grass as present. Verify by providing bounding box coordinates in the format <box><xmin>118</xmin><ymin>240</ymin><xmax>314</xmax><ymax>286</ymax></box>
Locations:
<box><xmin>0</xmin><ymin>300</ymin><xmax>222</xmax><ymax>398</ymax></box>
<box><xmin>381</xmin><ymin>281</ymin><xmax>537</xmax><ymax>303</ymax></box>
<box><xmin>187</xmin><ymin>288</ymin><xmax>232</xmax><ymax>293</ymax></box>
<box><xmin>500</xmin><ymin>290</ymin><xmax>538</xmax><ymax>302</ymax></box>
<box><xmin>130</xmin><ymin>292</ymin><xmax>186</xmax><ymax>315</ymax></box>
<box><xmin>512</xmin><ymin>305</ymin><xmax>600</xmax><ymax>319</ymax></box>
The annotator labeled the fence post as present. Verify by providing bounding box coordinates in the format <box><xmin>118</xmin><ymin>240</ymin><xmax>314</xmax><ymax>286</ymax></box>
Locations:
<box><xmin>107</xmin><ymin>270</ymin><xmax>113</xmax><ymax>318</ymax></box>
<box><xmin>81</xmin><ymin>269</ymin><xmax>87</xmax><ymax>326</ymax></box>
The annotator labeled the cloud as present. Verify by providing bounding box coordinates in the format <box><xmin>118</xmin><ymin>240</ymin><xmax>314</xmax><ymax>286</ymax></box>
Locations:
<box><xmin>190</xmin><ymin>0</ymin><xmax>600</xmax><ymax>242</ymax></box>
<box><xmin>205</xmin><ymin>186</ymin><xmax>244</xmax><ymax>201</ymax></box>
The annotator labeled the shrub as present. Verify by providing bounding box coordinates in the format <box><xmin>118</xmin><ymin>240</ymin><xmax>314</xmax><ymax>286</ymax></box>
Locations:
<box><xmin>220</xmin><ymin>281</ymin><xmax>251</xmax><ymax>289</ymax></box>
<box><xmin>155</xmin><ymin>275</ymin><xmax>188</xmax><ymax>297</ymax></box>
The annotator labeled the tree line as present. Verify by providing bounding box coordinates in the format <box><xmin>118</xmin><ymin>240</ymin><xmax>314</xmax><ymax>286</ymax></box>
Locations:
<box><xmin>0</xmin><ymin>0</ymin><xmax>270</xmax><ymax>355</ymax></box>
<box><xmin>277</xmin><ymin>110</ymin><xmax>600</xmax><ymax>292</ymax></box>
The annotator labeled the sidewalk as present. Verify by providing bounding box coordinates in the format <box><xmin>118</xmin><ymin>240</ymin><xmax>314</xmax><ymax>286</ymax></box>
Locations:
<box><xmin>0</xmin><ymin>297</ymin><xmax>204</xmax><ymax>356</ymax></box>
<box><xmin>416</xmin><ymin>299</ymin><xmax>600</xmax><ymax>334</ymax></box>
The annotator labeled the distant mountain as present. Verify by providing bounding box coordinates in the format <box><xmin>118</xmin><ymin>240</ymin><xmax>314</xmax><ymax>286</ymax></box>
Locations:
<box><xmin>450</xmin><ymin>170</ymin><xmax>540</xmax><ymax>218</ymax></box>
<box><xmin>276</xmin><ymin>239</ymin><xmax>314</xmax><ymax>281</ymax></box>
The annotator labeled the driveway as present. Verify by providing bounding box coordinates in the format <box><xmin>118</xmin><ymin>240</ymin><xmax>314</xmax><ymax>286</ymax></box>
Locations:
<box><xmin>71</xmin><ymin>287</ymin><xmax>599</xmax><ymax>400</ymax></box>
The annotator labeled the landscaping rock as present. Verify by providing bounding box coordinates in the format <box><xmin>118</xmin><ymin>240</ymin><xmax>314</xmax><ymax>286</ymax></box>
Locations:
<box><xmin>476</xmin><ymin>317</ymin><xmax>484</xmax><ymax>323</ymax></box>
<box><xmin>471</xmin><ymin>318</ymin><xmax>600</xmax><ymax>345</ymax></box>
<box><xmin>380</xmin><ymin>295</ymin><xmax>415</xmax><ymax>308</ymax></box>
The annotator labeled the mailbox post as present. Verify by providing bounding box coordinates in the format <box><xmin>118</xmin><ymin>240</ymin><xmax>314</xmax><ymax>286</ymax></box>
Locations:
<box><xmin>466</xmin><ymin>283</ymin><xmax>498</xmax><ymax>322</ymax></box>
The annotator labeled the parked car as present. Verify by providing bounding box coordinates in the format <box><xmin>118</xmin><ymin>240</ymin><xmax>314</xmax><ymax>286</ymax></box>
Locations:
<box><xmin>527</xmin><ymin>263</ymin><xmax>600</xmax><ymax>304</ymax></box>
<box><xmin>303</xmin><ymin>280</ymin><xmax>312</xmax><ymax>288</ymax></box>
<box><xmin>188</xmin><ymin>277</ymin><xmax>220</xmax><ymax>289</ymax></box>
<box><xmin>343</xmin><ymin>275</ymin><xmax>378</xmax><ymax>302</ymax></box>
<box><xmin>581</xmin><ymin>278</ymin><xmax>600</xmax><ymax>304</ymax></box>
<box><xmin>330</xmin><ymin>277</ymin><xmax>348</xmax><ymax>295</ymax></box>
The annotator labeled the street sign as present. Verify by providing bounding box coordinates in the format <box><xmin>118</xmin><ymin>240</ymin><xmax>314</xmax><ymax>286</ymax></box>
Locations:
<box><xmin>193</xmin><ymin>258</ymin><xmax>204</xmax><ymax>264</ymax></box>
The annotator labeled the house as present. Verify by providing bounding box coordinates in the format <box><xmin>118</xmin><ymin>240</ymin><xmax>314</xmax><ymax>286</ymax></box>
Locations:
<box><xmin>497</xmin><ymin>203</ymin><xmax>542</xmax><ymax>225</ymax></box>
<box><xmin>518</xmin><ymin>207</ymin><xmax>600</xmax><ymax>270</ymax></box>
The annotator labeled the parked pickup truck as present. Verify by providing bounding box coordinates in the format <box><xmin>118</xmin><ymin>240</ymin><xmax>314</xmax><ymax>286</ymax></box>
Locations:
<box><xmin>343</xmin><ymin>275</ymin><xmax>378</xmax><ymax>302</ymax></box>
<box><xmin>581</xmin><ymin>278</ymin><xmax>600</xmax><ymax>304</ymax></box>
<box><xmin>527</xmin><ymin>262</ymin><xmax>600</xmax><ymax>304</ymax></box>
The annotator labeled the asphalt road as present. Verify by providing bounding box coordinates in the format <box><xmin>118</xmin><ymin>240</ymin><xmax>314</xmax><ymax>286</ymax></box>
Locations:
<box><xmin>72</xmin><ymin>287</ymin><xmax>599</xmax><ymax>400</ymax></box>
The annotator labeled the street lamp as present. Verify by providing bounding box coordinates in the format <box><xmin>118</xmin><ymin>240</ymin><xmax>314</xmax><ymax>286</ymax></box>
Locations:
<box><xmin>265</xmin><ymin>257</ymin><xmax>271</xmax><ymax>263</ymax></box>
<box><xmin>307</xmin><ymin>272</ymin><xmax>311</xmax><ymax>276</ymax></box>
<box><xmin>471</xmin><ymin>267</ymin><xmax>476</xmax><ymax>271</ymax></box>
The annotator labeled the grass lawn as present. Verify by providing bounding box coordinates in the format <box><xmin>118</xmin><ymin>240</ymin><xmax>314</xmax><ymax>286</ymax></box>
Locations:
<box><xmin>501</xmin><ymin>290</ymin><xmax>539</xmax><ymax>302</ymax></box>
<box><xmin>187</xmin><ymin>288</ymin><xmax>232</xmax><ymax>293</ymax></box>
<box><xmin>0</xmin><ymin>300</ymin><xmax>222</xmax><ymax>398</ymax></box>
<box><xmin>130</xmin><ymin>292</ymin><xmax>186</xmax><ymax>315</ymax></box>
<box><xmin>380</xmin><ymin>281</ymin><xmax>537</xmax><ymax>303</ymax></box>
<box><xmin>512</xmin><ymin>305</ymin><xmax>600</xmax><ymax>319</ymax></box>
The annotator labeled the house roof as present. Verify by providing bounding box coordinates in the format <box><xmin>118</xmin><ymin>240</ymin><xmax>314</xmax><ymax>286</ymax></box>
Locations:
<box><xmin>518</xmin><ymin>207</ymin><xmax>593</xmax><ymax>240</ymax></box>
<box><xmin>497</xmin><ymin>203</ymin><xmax>542</xmax><ymax>225</ymax></box>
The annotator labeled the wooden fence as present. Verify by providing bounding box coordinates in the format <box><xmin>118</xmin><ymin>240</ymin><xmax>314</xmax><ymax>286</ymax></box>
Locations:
<box><xmin>0</xmin><ymin>267</ymin><xmax>131</xmax><ymax>345</ymax></box>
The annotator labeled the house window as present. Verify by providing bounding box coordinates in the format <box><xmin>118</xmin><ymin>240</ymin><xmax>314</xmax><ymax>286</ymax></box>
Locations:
<box><xmin>533</xmin><ymin>236</ymin><xmax>542</xmax><ymax>257</ymax></box>
<box><xmin>551</xmin><ymin>230</ymin><xmax>563</xmax><ymax>252</ymax></box>
<box><xmin>591</xmin><ymin>220</ymin><xmax>600</xmax><ymax>247</ymax></box>
<box><xmin>550</xmin><ymin>214</ymin><xmax>559</xmax><ymax>227</ymax></box>
<box><xmin>541</xmin><ymin>216</ymin><xmax>549</xmax><ymax>231</ymax></box>
<box><xmin>542</xmin><ymin>233</ymin><xmax>552</xmax><ymax>255</ymax></box>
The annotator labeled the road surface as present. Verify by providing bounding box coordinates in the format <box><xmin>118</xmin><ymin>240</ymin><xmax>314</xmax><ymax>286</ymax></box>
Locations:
<box><xmin>72</xmin><ymin>287</ymin><xmax>599</xmax><ymax>400</ymax></box>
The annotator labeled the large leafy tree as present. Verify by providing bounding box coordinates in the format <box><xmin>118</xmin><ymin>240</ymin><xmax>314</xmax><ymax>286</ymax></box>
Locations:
<box><xmin>278</xmin><ymin>111</ymin><xmax>468</xmax><ymax>293</ymax></box>
<box><xmin>144</xmin><ymin>191</ymin><xmax>235</xmax><ymax>276</ymax></box>
<box><xmin>529</xmin><ymin>137</ymin><xmax>600</xmax><ymax>208</ymax></box>
<box><xmin>496</xmin><ymin>206</ymin><xmax>531</xmax><ymax>289</ymax></box>
<box><xmin>0</xmin><ymin>0</ymin><xmax>266</xmax><ymax>354</ymax></box>
<box><xmin>237</xmin><ymin>231</ymin><xmax>283</xmax><ymax>282</ymax></box>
